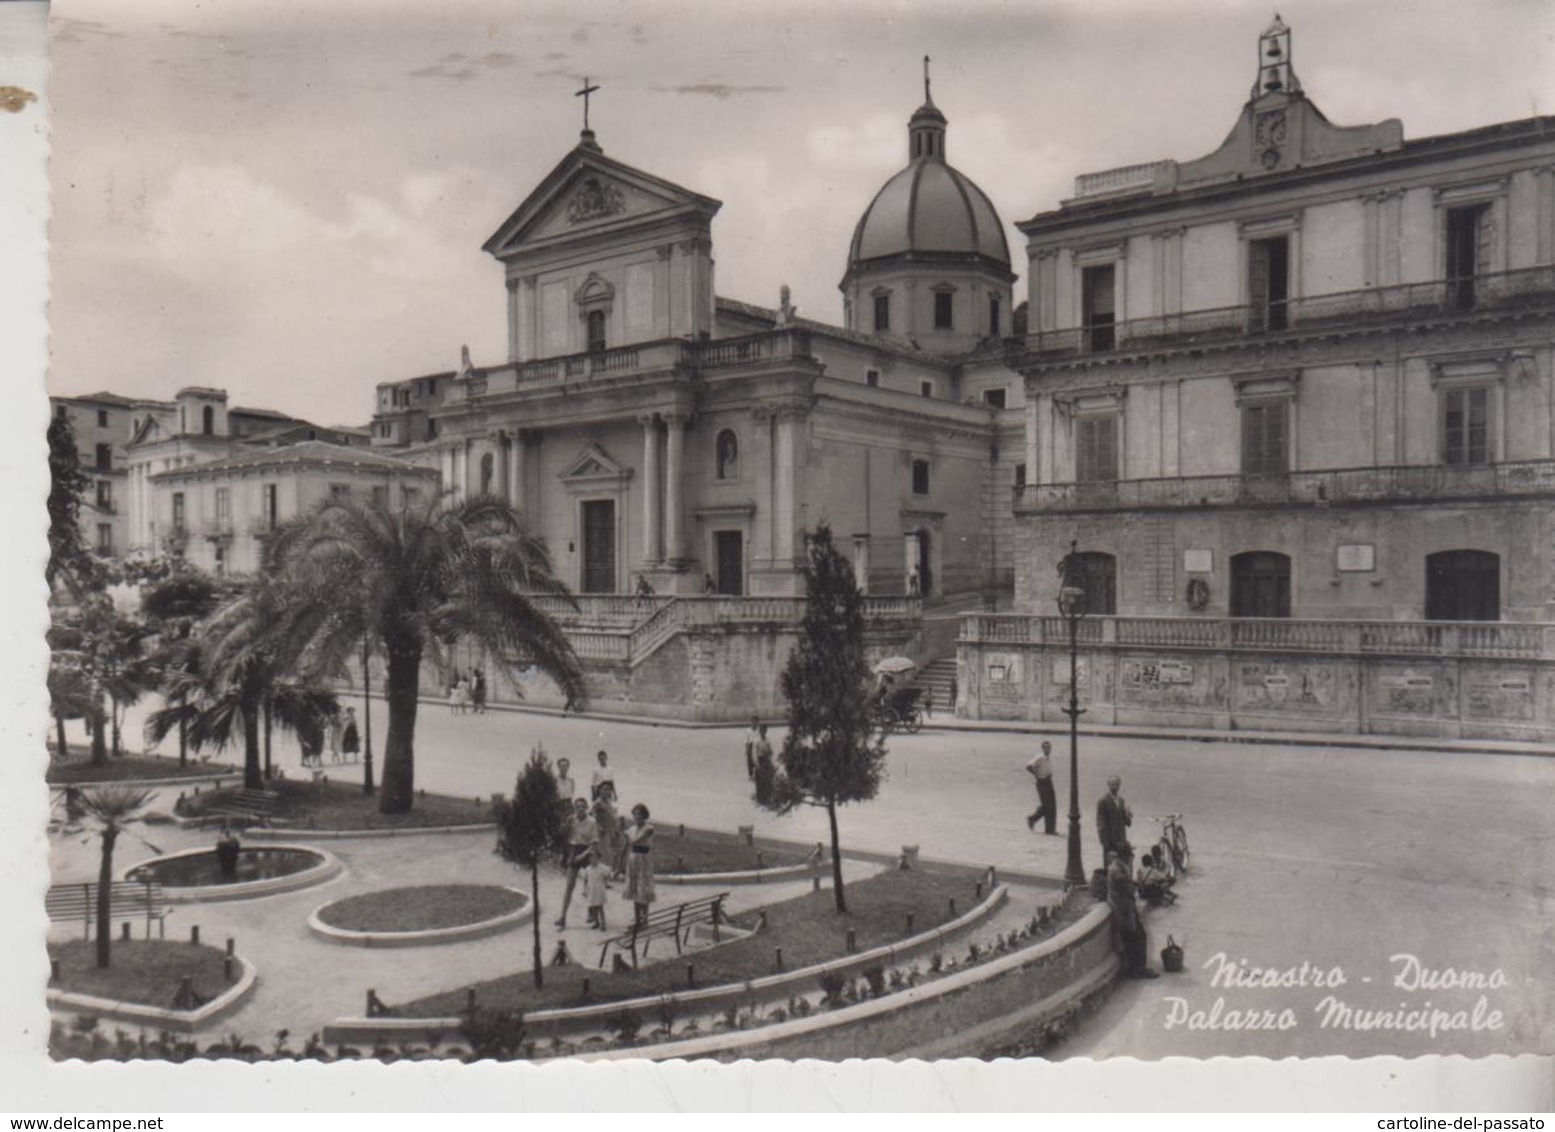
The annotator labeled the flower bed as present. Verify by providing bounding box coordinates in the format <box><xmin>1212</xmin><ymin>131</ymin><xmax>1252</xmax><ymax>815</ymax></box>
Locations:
<box><xmin>48</xmin><ymin>939</ymin><xmax>233</xmax><ymax>1009</ymax></box>
<box><xmin>48</xmin><ymin>751</ymin><xmax>236</xmax><ymax>787</ymax></box>
<box><xmin>175</xmin><ymin>779</ymin><xmax>498</xmax><ymax>832</ymax></box>
<box><xmin>308</xmin><ymin>884</ymin><xmax>532</xmax><ymax>948</ymax></box>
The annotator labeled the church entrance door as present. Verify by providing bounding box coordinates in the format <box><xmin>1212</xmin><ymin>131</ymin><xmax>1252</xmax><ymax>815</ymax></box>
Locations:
<box><xmin>714</xmin><ymin>530</ymin><xmax>743</xmax><ymax>596</ymax></box>
<box><xmin>581</xmin><ymin>499</ymin><xmax>616</xmax><ymax>593</ymax></box>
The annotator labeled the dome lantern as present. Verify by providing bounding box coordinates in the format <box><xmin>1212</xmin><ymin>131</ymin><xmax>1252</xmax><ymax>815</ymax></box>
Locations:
<box><xmin>909</xmin><ymin>55</ymin><xmax>947</xmax><ymax>162</ymax></box>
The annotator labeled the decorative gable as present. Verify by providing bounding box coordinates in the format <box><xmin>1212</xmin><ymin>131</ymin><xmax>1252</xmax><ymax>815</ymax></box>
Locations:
<box><xmin>482</xmin><ymin>143</ymin><xmax>722</xmax><ymax>261</ymax></box>
<box><xmin>560</xmin><ymin>442</ymin><xmax>633</xmax><ymax>488</ymax></box>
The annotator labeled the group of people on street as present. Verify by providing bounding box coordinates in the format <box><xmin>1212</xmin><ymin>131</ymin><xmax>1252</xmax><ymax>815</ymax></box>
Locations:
<box><xmin>446</xmin><ymin>668</ymin><xmax>487</xmax><ymax>715</ymax></box>
<box><xmin>1022</xmin><ymin>745</ymin><xmax>1166</xmax><ymax>980</ymax></box>
<box><xmin>300</xmin><ymin>705</ymin><xmax>360</xmax><ymax>769</ymax></box>
<box><xmin>554</xmin><ymin>749</ymin><xmax>656</xmax><ymax>931</ymax></box>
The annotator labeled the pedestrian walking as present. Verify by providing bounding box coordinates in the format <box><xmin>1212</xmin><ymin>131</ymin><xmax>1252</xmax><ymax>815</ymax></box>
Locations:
<box><xmin>326</xmin><ymin>708</ymin><xmax>345</xmax><ymax>763</ymax></box>
<box><xmin>472</xmin><ymin>668</ymin><xmax>487</xmax><ymax>714</ymax></box>
<box><xmin>1026</xmin><ymin>740</ymin><xmax>1058</xmax><ymax>834</ymax></box>
<box><xmin>1096</xmin><ymin>774</ymin><xmax>1133</xmax><ymax>859</ymax></box>
<box><xmin>744</xmin><ymin>715</ymin><xmax>760</xmax><ymax>779</ymax></box>
<box><xmin>554</xmin><ymin>797</ymin><xmax>597</xmax><ymax>930</ymax></box>
<box><xmin>584</xmin><ymin>846</ymin><xmax>609</xmax><ymax>931</ymax></box>
<box><xmin>623</xmin><ymin>803</ymin><xmax>656</xmax><ymax>928</ymax></box>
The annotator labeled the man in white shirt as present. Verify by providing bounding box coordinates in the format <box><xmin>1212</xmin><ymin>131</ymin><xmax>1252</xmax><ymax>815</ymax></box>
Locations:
<box><xmin>1025</xmin><ymin>740</ymin><xmax>1058</xmax><ymax>834</ymax></box>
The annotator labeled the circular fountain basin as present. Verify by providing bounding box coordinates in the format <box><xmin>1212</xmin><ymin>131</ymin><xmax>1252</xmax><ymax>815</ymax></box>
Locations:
<box><xmin>124</xmin><ymin>843</ymin><xmax>342</xmax><ymax>903</ymax></box>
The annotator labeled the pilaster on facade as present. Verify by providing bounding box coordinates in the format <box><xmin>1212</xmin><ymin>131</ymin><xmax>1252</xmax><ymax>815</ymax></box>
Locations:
<box><xmin>662</xmin><ymin>410</ymin><xmax>690</xmax><ymax>565</ymax></box>
<box><xmin>639</xmin><ymin>413</ymin><xmax>663</xmax><ymax>565</ymax></box>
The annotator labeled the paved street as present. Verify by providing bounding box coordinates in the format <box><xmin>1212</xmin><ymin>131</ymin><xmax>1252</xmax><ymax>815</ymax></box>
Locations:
<box><xmin>99</xmin><ymin>696</ymin><xmax>1555</xmax><ymax>1058</ymax></box>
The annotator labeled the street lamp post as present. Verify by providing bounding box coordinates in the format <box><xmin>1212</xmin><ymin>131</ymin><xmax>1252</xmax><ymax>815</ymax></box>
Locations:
<box><xmin>361</xmin><ymin>636</ymin><xmax>375</xmax><ymax>796</ymax></box>
<box><xmin>1057</xmin><ymin>539</ymin><xmax>1087</xmax><ymax>889</ymax></box>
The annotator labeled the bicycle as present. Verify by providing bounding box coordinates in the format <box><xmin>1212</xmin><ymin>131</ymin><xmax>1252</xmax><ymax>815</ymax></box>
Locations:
<box><xmin>1152</xmin><ymin>812</ymin><xmax>1191</xmax><ymax>878</ymax></box>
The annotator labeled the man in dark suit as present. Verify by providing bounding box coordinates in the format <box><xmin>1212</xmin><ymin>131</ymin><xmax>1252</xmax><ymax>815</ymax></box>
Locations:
<box><xmin>1107</xmin><ymin>844</ymin><xmax>1159</xmax><ymax>979</ymax></box>
<box><xmin>1096</xmin><ymin>774</ymin><xmax>1133</xmax><ymax>859</ymax></box>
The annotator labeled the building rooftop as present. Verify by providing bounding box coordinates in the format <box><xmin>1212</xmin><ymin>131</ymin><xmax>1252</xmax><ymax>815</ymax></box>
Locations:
<box><xmin>149</xmin><ymin>439</ymin><xmax>435</xmax><ymax>479</ymax></box>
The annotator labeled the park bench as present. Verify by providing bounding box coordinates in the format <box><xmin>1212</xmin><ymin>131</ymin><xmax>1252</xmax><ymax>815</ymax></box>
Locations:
<box><xmin>45</xmin><ymin>880</ymin><xmax>170</xmax><ymax>940</ymax></box>
<box><xmin>210</xmin><ymin>788</ymin><xmax>278</xmax><ymax>827</ymax></box>
<box><xmin>597</xmin><ymin>892</ymin><xmax>730</xmax><ymax>970</ymax></box>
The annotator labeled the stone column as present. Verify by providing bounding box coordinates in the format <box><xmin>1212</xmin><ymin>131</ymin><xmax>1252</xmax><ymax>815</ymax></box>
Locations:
<box><xmin>664</xmin><ymin>411</ymin><xmax>689</xmax><ymax>563</ymax></box>
<box><xmin>440</xmin><ymin>444</ymin><xmax>455</xmax><ymax>494</ymax></box>
<box><xmin>509</xmin><ymin>431</ymin><xmax>526</xmax><ymax>514</ymax></box>
<box><xmin>493</xmin><ymin>431</ymin><xmax>510</xmax><ymax>502</ymax></box>
<box><xmin>641</xmin><ymin>414</ymin><xmax>662</xmax><ymax>563</ymax></box>
<box><xmin>1025</xmin><ymin>397</ymin><xmax>1040</xmax><ymax>489</ymax></box>
<box><xmin>772</xmin><ymin>407</ymin><xmax>802</xmax><ymax>566</ymax></box>
<box><xmin>506</xmin><ymin>278</ymin><xmax>521</xmax><ymax>362</ymax></box>
<box><xmin>852</xmin><ymin>533</ymin><xmax>870</xmax><ymax>594</ymax></box>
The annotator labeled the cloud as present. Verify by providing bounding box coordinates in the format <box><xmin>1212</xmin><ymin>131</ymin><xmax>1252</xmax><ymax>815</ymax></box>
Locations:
<box><xmin>658</xmin><ymin>83</ymin><xmax>787</xmax><ymax>101</ymax></box>
<box><xmin>408</xmin><ymin>51</ymin><xmax>519</xmax><ymax>81</ymax></box>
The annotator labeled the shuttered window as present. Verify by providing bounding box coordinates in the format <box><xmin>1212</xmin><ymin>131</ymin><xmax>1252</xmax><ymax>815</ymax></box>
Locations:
<box><xmin>1248</xmin><ymin>236</ymin><xmax>1290</xmax><ymax>333</ymax></box>
<box><xmin>1241</xmin><ymin>401</ymin><xmax>1288</xmax><ymax>475</ymax></box>
<box><xmin>1082</xmin><ymin>265</ymin><xmax>1116</xmax><ymax>351</ymax></box>
<box><xmin>1075</xmin><ymin>415</ymin><xmax>1118</xmax><ymax>482</ymax></box>
<box><xmin>1442</xmin><ymin>386</ymin><xmax>1489</xmax><ymax>465</ymax></box>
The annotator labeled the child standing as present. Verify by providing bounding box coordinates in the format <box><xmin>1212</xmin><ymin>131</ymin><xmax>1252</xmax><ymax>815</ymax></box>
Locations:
<box><xmin>584</xmin><ymin>845</ymin><xmax>609</xmax><ymax>931</ymax></box>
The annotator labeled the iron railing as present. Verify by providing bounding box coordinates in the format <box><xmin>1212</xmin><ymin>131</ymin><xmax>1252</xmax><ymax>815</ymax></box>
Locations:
<box><xmin>1018</xmin><ymin>264</ymin><xmax>1555</xmax><ymax>361</ymax></box>
<box><xmin>1018</xmin><ymin>458</ymin><xmax>1555</xmax><ymax>513</ymax></box>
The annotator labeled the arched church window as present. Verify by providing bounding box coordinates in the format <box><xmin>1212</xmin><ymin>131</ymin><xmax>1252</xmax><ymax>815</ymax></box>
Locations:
<box><xmin>716</xmin><ymin>430</ymin><xmax>739</xmax><ymax>480</ymax></box>
<box><xmin>587</xmin><ymin>309</ymin><xmax>607</xmax><ymax>354</ymax></box>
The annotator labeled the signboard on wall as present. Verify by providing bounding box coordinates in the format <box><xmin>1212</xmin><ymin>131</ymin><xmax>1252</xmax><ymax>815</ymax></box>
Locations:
<box><xmin>1337</xmin><ymin>543</ymin><xmax>1376</xmax><ymax>572</ymax></box>
<box><xmin>1183</xmin><ymin>549</ymin><xmax>1213</xmax><ymax>574</ymax></box>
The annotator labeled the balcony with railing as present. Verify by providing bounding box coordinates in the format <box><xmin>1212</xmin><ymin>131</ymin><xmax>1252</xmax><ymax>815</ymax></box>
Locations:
<box><xmin>1019</xmin><ymin>264</ymin><xmax>1555</xmax><ymax>362</ymax></box>
<box><xmin>961</xmin><ymin>613</ymin><xmax>1555</xmax><ymax>660</ymax></box>
<box><xmin>441</xmin><ymin>329</ymin><xmax>815</xmax><ymax>405</ymax></box>
<box><xmin>1017</xmin><ymin>458</ymin><xmax>1555</xmax><ymax>514</ymax></box>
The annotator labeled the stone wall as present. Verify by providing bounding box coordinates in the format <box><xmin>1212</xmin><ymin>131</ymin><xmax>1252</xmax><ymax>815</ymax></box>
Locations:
<box><xmin>959</xmin><ymin>619</ymin><xmax>1555</xmax><ymax>742</ymax></box>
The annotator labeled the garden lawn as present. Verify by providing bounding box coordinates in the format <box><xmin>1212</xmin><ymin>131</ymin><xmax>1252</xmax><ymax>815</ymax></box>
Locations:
<box><xmin>181</xmin><ymin>779</ymin><xmax>498</xmax><ymax>831</ymax></box>
<box><xmin>47</xmin><ymin>749</ymin><xmax>235</xmax><ymax>786</ymax></box>
<box><xmin>51</xmin><ymin>939</ymin><xmax>233</xmax><ymax>1011</ymax></box>
<box><xmin>656</xmin><ymin>826</ymin><xmax>814</xmax><ymax>874</ymax></box>
<box><xmin>399</xmin><ymin>864</ymin><xmax>988</xmax><ymax>1016</ymax></box>
<box><xmin>318</xmin><ymin>885</ymin><xmax>526</xmax><ymax>933</ymax></box>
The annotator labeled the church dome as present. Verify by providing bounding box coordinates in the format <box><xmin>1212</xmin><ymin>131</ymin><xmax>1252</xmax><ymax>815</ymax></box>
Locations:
<box><xmin>846</xmin><ymin>97</ymin><xmax>1010</xmax><ymax>271</ymax></box>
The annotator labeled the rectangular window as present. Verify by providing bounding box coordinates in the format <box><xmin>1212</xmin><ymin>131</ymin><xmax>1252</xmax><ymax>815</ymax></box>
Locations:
<box><xmin>911</xmin><ymin>459</ymin><xmax>930</xmax><ymax>495</ymax></box>
<box><xmin>1442</xmin><ymin>386</ymin><xmax>1490</xmax><ymax>465</ymax></box>
<box><xmin>919</xmin><ymin>381</ymin><xmax>934</xmax><ymax>399</ymax></box>
<box><xmin>1248</xmin><ymin>236</ymin><xmax>1290</xmax><ymax>332</ymax></box>
<box><xmin>264</xmin><ymin>483</ymin><xmax>278</xmax><ymax>529</ymax></box>
<box><xmin>1015</xmin><ymin>463</ymin><xmax>1028</xmax><ymax>489</ymax></box>
<box><xmin>1445</xmin><ymin>204</ymin><xmax>1492</xmax><ymax>311</ymax></box>
<box><xmin>934</xmin><ymin>291</ymin><xmax>954</xmax><ymax>330</ymax></box>
<box><xmin>94</xmin><ymin>443</ymin><xmax>112</xmax><ymax>471</ymax></box>
<box><xmin>1241</xmin><ymin>401</ymin><xmax>1289</xmax><ymax>475</ymax></box>
<box><xmin>402</xmin><ymin>485</ymin><xmax>421</xmax><ymax>507</ymax></box>
<box><xmin>1082</xmin><ymin>265</ymin><xmax>1116</xmax><ymax>351</ymax></box>
<box><xmin>426</xmin><ymin>419</ymin><xmax>439</xmax><ymax>441</ymax></box>
<box><xmin>215</xmin><ymin>487</ymin><xmax>230</xmax><ymax>524</ymax></box>
<box><xmin>983</xmin><ymin>388</ymin><xmax>1007</xmax><ymax>409</ymax></box>
<box><xmin>1075</xmin><ymin>415</ymin><xmax>1118</xmax><ymax>482</ymax></box>
<box><xmin>97</xmin><ymin>409</ymin><xmax>108</xmax><ymax>428</ymax></box>
<box><xmin>172</xmin><ymin>492</ymin><xmax>186</xmax><ymax>531</ymax></box>
<box><xmin>95</xmin><ymin>480</ymin><xmax>111</xmax><ymax>509</ymax></box>
<box><xmin>873</xmin><ymin>294</ymin><xmax>890</xmax><ymax>332</ymax></box>
<box><xmin>989</xmin><ymin>296</ymin><xmax>1000</xmax><ymax>338</ymax></box>
<box><xmin>371</xmin><ymin>485</ymin><xmax>389</xmax><ymax>507</ymax></box>
<box><xmin>865</xmin><ymin>369</ymin><xmax>880</xmax><ymax>387</ymax></box>
<box><xmin>330</xmin><ymin>483</ymin><xmax>352</xmax><ymax>499</ymax></box>
<box><xmin>97</xmin><ymin>524</ymin><xmax>112</xmax><ymax>553</ymax></box>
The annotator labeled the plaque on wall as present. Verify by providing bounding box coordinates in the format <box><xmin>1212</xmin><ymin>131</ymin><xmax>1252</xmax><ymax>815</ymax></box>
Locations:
<box><xmin>1336</xmin><ymin>543</ymin><xmax>1376</xmax><ymax>572</ymax></box>
<box><xmin>1183</xmin><ymin>549</ymin><xmax>1213</xmax><ymax>574</ymax></box>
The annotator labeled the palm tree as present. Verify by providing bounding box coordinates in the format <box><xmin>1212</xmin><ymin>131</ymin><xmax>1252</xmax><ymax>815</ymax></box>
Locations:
<box><xmin>76</xmin><ymin>785</ymin><xmax>155</xmax><ymax>969</ymax></box>
<box><xmin>263</xmin><ymin>493</ymin><xmax>583</xmax><ymax>814</ymax></box>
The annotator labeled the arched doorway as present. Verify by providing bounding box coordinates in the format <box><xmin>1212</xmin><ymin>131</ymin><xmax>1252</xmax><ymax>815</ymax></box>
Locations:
<box><xmin>1425</xmin><ymin>550</ymin><xmax>1500</xmax><ymax>621</ymax></box>
<box><xmin>1230</xmin><ymin>551</ymin><xmax>1291</xmax><ymax>618</ymax></box>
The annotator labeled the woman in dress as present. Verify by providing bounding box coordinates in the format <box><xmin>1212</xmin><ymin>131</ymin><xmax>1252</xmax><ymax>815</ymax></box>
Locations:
<box><xmin>341</xmin><ymin>707</ymin><xmax>360</xmax><ymax>762</ymax></box>
<box><xmin>622</xmin><ymin>803</ymin><xmax>655</xmax><ymax>928</ymax></box>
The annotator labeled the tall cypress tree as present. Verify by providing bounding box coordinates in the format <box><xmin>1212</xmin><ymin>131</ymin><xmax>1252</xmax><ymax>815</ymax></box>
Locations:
<box><xmin>759</xmin><ymin>524</ymin><xmax>887</xmax><ymax>914</ymax></box>
<box><xmin>47</xmin><ymin>411</ymin><xmax>95</xmax><ymax>592</ymax></box>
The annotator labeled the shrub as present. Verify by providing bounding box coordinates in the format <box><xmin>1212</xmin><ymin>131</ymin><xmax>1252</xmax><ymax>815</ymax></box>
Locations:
<box><xmin>862</xmin><ymin>965</ymin><xmax>887</xmax><ymax>998</ymax></box>
<box><xmin>818</xmin><ymin>969</ymin><xmax>848</xmax><ymax>1007</ymax></box>
<box><xmin>460</xmin><ymin>1005</ymin><xmax>527</xmax><ymax>1061</ymax></box>
<box><xmin>607</xmin><ymin>1009</ymin><xmax>642</xmax><ymax>1047</ymax></box>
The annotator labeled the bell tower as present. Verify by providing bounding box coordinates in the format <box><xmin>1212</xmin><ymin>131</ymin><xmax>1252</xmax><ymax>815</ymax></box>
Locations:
<box><xmin>1252</xmin><ymin>15</ymin><xmax>1300</xmax><ymax>99</ymax></box>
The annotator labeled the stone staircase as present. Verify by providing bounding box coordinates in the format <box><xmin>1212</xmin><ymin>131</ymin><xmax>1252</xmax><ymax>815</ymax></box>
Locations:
<box><xmin>918</xmin><ymin>656</ymin><xmax>958</xmax><ymax>708</ymax></box>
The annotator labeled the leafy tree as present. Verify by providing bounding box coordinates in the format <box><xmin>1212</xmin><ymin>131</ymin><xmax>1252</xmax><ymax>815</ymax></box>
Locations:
<box><xmin>46</xmin><ymin>411</ymin><xmax>97</xmax><ymax>594</ymax></box>
<box><xmin>47</xmin><ymin>597</ymin><xmax>149</xmax><ymax>765</ymax></box>
<box><xmin>757</xmin><ymin>525</ymin><xmax>887</xmax><ymax>914</ymax></box>
<box><xmin>262</xmin><ymin>494</ymin><xmax>583</xmax><ymax>814</ymax></box>
<box><xmin>494</xmin><ymin>745</ymin><xmax>566</xmax><ymax>989</ymax></box>
<box><xmin>141</xmin><ymin>569</ymin><xmax>222</xmax><ymax>768</ymax></box>
<box><xmin>76</xmin><ymin>785</ymin><xmax>155</xmax><ymax>969</ymax></box>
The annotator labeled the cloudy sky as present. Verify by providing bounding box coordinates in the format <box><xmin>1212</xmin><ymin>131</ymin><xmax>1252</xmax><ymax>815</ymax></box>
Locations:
<box><xmin>46</xmin><ymin>0</ymin><xmax>1555</xmax><ymax>428</ymax></box>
